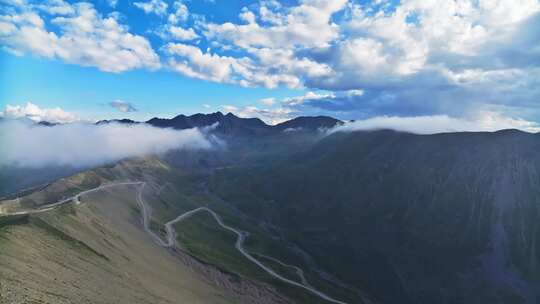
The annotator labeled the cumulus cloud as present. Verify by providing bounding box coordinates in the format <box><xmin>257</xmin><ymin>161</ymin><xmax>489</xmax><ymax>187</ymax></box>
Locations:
<box><xmin>164</xmin><ymin>42</ymin><xmax>328</xmax><ymax>88</ymax></box>
<box><xmin>168</xmin><ymin>0</ymin><xmax>189</xmax><ymax>24</ymax></box>
<box><xmin>0</xmin><ymin>2</ymin><xmax>160</xmax><ymax>72</ymax></box>
<box><xmin>0</xmin><ymin>119</ymin><xmax>214</xmax><ymax>168</ymax></box>
<box><xmin>1</xmin><ymin>102</ymin><xmax>78</xmax><ymax>123</ymax></box>
<box><xmin>303</xmin><ymin>2</ymin><xmax>540</xmax><ymax>121</ymax></box>
<box><xmin>162</xmin><ymin>0</ymin><xmax>339</xmax><ymax>88</ymax></box>
<box><xmin>169</xmin><ymin>26</ymin><xmax>198</xmax><ymax>41</ymax></box>
<box><xmin>205</xmin><ymin>0</ymin><xmax>347</xmax><ymax>49</ymax></box>
<box><xmin>134</xmin><ymin>0</ymin><xmax>168</xmax><ymax>16</ymax></box>
<box><xmin>108</xmin><ymin>100</ymin><xmax>137</xmax><ymax>113</ymax></box>
<box><xmin>329</xmin><ymin>112</ymin><xmax>540</xmax><ymax>135</ymax></box>
<box><xmin>2</xmin><ymin>0</ymin><xmax>539</xmax><ymax>124</ymax></box>
<box><xmin>165</xmin><ymin>42</ymin><xmax>252</xmax><ymax>84</ymax></box>
<box><xmin>161</xmin><ymin>0</ymin><xmax>540</xmax><ymax>123</ymax></box>
<box><xmin>302</xmin><ymin>1</ymin><xmax>540</xmax><ymax>93</ymax></box>
<box><xmin>34</xmin><ymin>0</ymin><xmax>75</xmax><ymax>15</ymax></box>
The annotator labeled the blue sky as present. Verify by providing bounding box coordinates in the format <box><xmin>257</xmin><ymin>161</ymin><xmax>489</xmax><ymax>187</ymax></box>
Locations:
<box><xmin>1</xmin><ymin>0</ymin><xmax>539</xmax><ymax>129</ymax></box>
<box><xmin>0</xmin><ymin>50</ymin><xmax>300</xmax><ymax>121</ymax></box>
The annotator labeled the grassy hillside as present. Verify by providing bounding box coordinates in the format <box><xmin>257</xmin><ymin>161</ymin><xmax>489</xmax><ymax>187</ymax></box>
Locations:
<box><xmin>0</xmin><ymin>187</ymin><xmax>234</xmax><ymax>304</ymax></box>
<box><xmin>0</xmin><ymin>159</ymin><xmax>297</xmax><ymax>304</ymax></box>
<box><xmin>4</xmin><ymin>129</ymin><xmax>538</xmax><ymax>304</ymax></box>
<box><xmin>134</xmin><ymin>158</ymin><xmax>369</xmax><ymax>304</ymax></box>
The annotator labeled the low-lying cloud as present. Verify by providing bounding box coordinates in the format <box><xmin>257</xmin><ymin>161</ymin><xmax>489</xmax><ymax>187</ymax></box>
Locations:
<box><xmin>329</xmin><ymin>112</ymin><xmax>540</xmax><ymax>135</ymax></box>
<box><xmin>0</xmin><ymin>120</ymin><xmax>214</xmax><ymax>168</ymax></box>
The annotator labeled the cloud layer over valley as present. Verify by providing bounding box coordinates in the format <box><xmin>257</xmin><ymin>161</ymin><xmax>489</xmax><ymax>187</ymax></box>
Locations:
<box><xmin>0</xmin><ymin>120</ymin><xmax>214</xmax><ymax>168</ymax></box>
<box><xmin>330</xmin><ymin>112</ymin><xmax>540</xmax><ymax>135</ymax></box>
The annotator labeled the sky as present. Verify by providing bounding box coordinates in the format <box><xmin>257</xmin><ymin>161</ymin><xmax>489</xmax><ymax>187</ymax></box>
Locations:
<box><xmin>0</xmin><ymin>0</ymin><xmax>539</xmax><ymax>129</ymax></box>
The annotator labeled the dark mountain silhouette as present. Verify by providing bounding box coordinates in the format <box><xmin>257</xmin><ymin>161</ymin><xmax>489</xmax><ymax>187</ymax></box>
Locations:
<box><xmin>274</xmin><ymin>116</ymin><xmax>342</xmax><ymax>131</ymax></box>
<box><xmin>146</xmin><ymin>112</ymin><xmax>270</xmax><ymax>136</ymax></box>
<box><xmin>145</xmin><ymin>112</ymin><xmax>341</xmax><ymax>136</ymax></box>
<box><xmin>37</xmin><ymin>121</ymin><xmax>58</xmax><ymax>127</ymax></box>
<box><xmin>96</xmin><ymin>119</ymin><xmax>139</xmax><ymax>125</ymax></box>
<box><xmin>146</xmin><ymin>115</ymin><xmax>192</xmax><ymax>129</ymax></box>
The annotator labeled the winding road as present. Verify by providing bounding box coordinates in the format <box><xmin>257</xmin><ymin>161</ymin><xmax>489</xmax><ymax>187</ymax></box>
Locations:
<box><xmin>0</xmin><ymin>182</ymin><xmax>143</xmax><ymax>217</ymax></box>
<box><xmin>1</xmin><ymin>181</ymin><xmax>347</xmax><ymax>304</ymax></box>
<box><xmin>136</xmin><ymin>182</ymin><xmax>348</xmax><ymax>304</ymax></box>
<box><xmin>252</xmin><ymin>253</ymin><xmax>311</xmax><ymax>287</ymax></box>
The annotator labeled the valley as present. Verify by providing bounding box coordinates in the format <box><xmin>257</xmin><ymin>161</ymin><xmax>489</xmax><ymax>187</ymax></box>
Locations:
<box><xmin>0</xmin><ymin>155</ymin><xmax>366</xmax><ymax>304</ymax></box>
<box><xmin>1</xmin><ymin>125</ymin><xmax>539</xmax><ymax>304</ymax></box>
<box><xmin>3</xmin><ymin>1</ymin><xmax>538</xmax><ymax>302</ymax></box>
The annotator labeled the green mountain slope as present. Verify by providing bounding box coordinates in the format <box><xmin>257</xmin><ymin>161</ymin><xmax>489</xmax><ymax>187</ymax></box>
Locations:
<box><xmin>0</xmin><ymin>159</ymin><xmax>295</xmax><ymax>304</ymax></box>
<box><xmin>211</xmin><ymin>129</ymin><xmax>540</xmax><ymax>304</ymax></box>
<box><xmin>3</xmin><ymin>129</ymin><xmax>539</xmax><ymax>304</ymax></box>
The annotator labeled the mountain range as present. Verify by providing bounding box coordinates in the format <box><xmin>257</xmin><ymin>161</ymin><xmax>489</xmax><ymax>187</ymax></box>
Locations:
<box><xmin>97</xmin><ymin>112</ymin><xmax>343</xmax><ymax>136</ymax></box>
<box><xmin>1</xmin><ymin>112</ymin><xmax>539</xmax><ymax>304</ymax></box>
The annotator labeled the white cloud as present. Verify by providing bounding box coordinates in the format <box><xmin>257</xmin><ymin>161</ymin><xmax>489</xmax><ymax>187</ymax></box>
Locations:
<box><xmin>157</xmin><ymin>0</ymin><xmax>540</xmax><ymax>124</ymax></box>
<box><xmin>259</xmin><ymin>98</ymin><xmax>275</xmax><ymax>106</ymax></box>
<box><xmin>239</xmin><ymin>10</ymin><xmax>255</xmax><ymax>24</ymax></box>
<box><xmin>107</xmin><ymin>0</ymin><xmax>118</xmax><ymax>8</ymax></box>
<box><xmin>197</xmin><ymin>0</ymin><xmax>539</xmax><ymax>87</ymax></box>
<box><xmin>0</xmin><ymin>120</ymin><xmax>214</xmax><ymax>168</ymax></box>
<box><xmin>282</xmin><ymin>91</ymin><xmax>335</xmax><ymax>106</ymax></box>
<box><xmin>329</xmin><ymin>112</ymin><xmax>540</xmax><ymax>135</ymax></box>
<box><xmin>151</xmin><ymin>1</ymin><xmax>197</xmax><ymax>43</ymax></box>
<box><xmin>1</xmin><ymin>0</ymin><xmax>539</xmax><ymax>124</ymax></box>
<box><xmin>0</xmin><ymin>2</ymin><xmax>160</xmax><ymax>72</ymax></box>
<box><xmin>205</xmin><ymin>0</ymin><xmax>347</xmax><ymax>49</ymax></box>
<box><xmin>162</xmin><ymin>0</ymin><xmax>339</xmax><ymax>88</ymax></box>
<box><xmin>134</xmin><ymin>0</ymin><xmax>168</xmax><ymax>16</ymax></box>
<box><xmin>222</xmin><ymin>104</ymin><xmax>292</xmax><ymax>125</ymax></box>
<box><xmin>109</xmin><ymin>100</ymin><xmax>137</xmax><ymax>112</ymax></box>
<box><xmin>164</xmin><ymin>42</ymin><xmax>330</xmax><ymax>88</ymax></box>
<box><xmin>316</xmin><ymin>0</ymin><xmax>540</xmax><ymax>88</ymax></box>
<box><xmin>1</xmin><ymin>102</ymin><xmax>78</xmax><ymax>123</ymax></box>
<box><xmin>165</xmin><ymin>42</ymin><xmax>254</xmax><ymax>84</ymax></box>
<box><xmin>169</xmin><ymin>26</ymin><xmax>198</xmax><ymax>41</ymax></box>
<box><xmin>168</xmin><ymin>0</ymin><xmax>189</xmax><ymax>24</ymax></box>
<box><xmin>35</xmin><ymin>0</ymin><xmax>75</xmax><ymax>15</ymax></box>
<box><xmin>221</xmin><ymin>105</ymin><xmax>238</xmax><ymax>113</ymax></box>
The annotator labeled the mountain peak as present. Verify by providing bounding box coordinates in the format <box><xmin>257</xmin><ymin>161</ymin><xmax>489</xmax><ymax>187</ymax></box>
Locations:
<box><xmin>274</xmin><ymin>115</ymin><xmax>342</xmax><ymax>131</ymax></box>
<box><xmin>96</xmin><ymin>119</ymin><xmax>138</xmax><ymax>125</ymax></box>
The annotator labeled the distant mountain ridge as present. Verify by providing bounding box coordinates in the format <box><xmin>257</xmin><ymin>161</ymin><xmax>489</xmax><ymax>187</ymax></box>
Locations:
<box><xmin>97</xmin><ymin>112</ymin><xmax>343</xmax><ymax>136</ymax></box>
<box><xmin>274</xmin><ymin>116</ymin><xmax>343</xmax><ymax>131</ymax></box>
<box><xmin>146</xmin><ymin>112</ymin><xmax>270</xmax><ymax>136</ymax></box>
<box><xmin>96</xmin><ymin>118</ymin><xmax>139</xmax><ymax>125</ymax></box>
